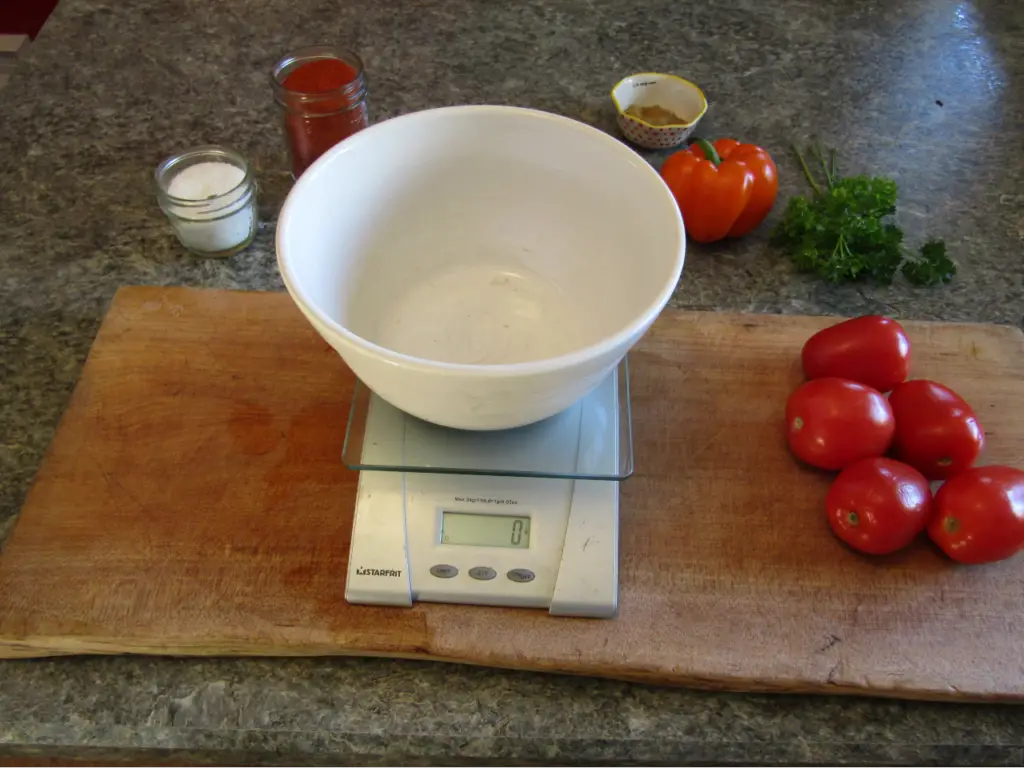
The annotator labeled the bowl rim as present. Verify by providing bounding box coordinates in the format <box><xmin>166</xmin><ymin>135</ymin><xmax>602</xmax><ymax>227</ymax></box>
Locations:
<box><xmin>276</xmin><ymin>104</ymin><xmax>686</xmax><ymax>379</ymax></box>
<box><xmin>610</xmin><ymin>72</ymin><xmax>708</xmax><ymax>129</ymax></box>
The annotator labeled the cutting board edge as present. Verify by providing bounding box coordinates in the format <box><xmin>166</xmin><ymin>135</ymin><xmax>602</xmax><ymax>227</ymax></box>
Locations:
<box><xmin>112</xmin><ymin>283</ymin><xmax>1024</xmax><ymax>332</ymax></box>
<box><xmin>2</xmin><ymin>636</ymin><xmax>1023</xmax><ymax>704</ymax></box>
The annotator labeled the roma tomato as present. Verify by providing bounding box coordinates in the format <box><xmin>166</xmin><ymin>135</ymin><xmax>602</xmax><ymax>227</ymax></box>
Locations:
<box><xmin>888</xmin><ymin>379</ymin><xmax>984</xmax><ymax>481</ymax></box>
<box><xmin>786</xmin><ymin>378</ymin><xmax>895</xmax><ymax>471</ymax></box>
<box><xmin>826</xmin><ymin>457</ymin><xmax>933</xmax><ymax>555</ymax></box>
<box><xmin>802</xmin><ymin>315</ymin><xmax>911</xmax><ymax>393</ymax></box>
<box><xmin>927</xmin><ymin>465</ymin><xmax>1024</xmax><ymax>565</ymax></box>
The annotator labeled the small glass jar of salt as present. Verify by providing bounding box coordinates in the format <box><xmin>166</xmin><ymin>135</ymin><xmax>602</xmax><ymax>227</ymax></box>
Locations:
<box><xmin>155</xmin><ymin>145</ymin><xmax>258</xmax><ymax>258</ymax></box>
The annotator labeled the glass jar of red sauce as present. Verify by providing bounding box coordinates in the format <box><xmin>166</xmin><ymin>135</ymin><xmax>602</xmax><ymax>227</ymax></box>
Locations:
<box><xmin>271</xmin><ymin>46</ymin><xmax>369</xmax><ymax>178</ymax></box>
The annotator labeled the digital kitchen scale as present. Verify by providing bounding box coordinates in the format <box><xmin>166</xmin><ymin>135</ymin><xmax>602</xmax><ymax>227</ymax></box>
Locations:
<box><xmin>342</xmin><ymin>359</ymin><xmax>633</xmax><ymax>618</ymax></box>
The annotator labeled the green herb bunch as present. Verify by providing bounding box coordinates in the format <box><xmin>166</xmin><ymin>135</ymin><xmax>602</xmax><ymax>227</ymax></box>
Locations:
<box><xmin>771</xmin><ymin>143</ymin><xmax>956</xmax><ymax>287</ymax></box>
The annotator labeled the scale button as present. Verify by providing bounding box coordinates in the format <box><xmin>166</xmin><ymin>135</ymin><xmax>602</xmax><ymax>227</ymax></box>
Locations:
<box><xmin>506</xmin><ymin>568</ymin><xmax>535</xmax><ymax>584</ymax></box>
<box><xmin>469</xmin><ymin>566</ymin><xmax>497</xmax><ymax>581</ymax></box>
<box><xmin>429</xmin><ymin>564</ymin><xmax>459</xmax><ymax>579</ymax></box>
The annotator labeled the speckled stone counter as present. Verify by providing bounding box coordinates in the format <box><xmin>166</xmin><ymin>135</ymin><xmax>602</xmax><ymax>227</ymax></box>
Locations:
<box><xmin>1</xmin><ymin>0</ymin><xmax>1023</xmax><ymax>763</ymax></box>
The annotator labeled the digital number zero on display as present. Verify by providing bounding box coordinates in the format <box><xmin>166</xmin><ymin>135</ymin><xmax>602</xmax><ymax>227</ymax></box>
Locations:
<box><xmin>441</xmin><ymin>511</ymin><xmax>531</xmax><ymax>549</ymax></box>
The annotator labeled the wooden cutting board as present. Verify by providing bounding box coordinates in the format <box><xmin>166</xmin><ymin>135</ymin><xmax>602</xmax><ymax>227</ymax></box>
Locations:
<box><xmin>2</xmin><ymin>286</ymin><xmax>1023</xmax><ymax>702</ymax></box>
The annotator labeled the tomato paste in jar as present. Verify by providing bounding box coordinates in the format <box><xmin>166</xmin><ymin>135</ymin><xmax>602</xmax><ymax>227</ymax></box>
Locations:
<box><xmin>271</xmin><ymin>47</ymin><xmax>369</xmax><ymax>178</ymax></box>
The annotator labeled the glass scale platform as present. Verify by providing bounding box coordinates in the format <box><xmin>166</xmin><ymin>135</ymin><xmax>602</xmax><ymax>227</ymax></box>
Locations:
<box><xmin>342</xmin><ymin>358</ymin><xmax>633</xmax><ymax>480</ymax></box>
<box><xmin>341</xmin><ymin>358</ymin><xmax>632</xmax><ymax>619</ymax></box>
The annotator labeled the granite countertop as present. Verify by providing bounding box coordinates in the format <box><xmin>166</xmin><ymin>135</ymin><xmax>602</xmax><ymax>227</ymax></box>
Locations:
<box><xmin>1</xmin><ymin>0</ymin><xmax>1023</xmax><ymax>763</ymax></box>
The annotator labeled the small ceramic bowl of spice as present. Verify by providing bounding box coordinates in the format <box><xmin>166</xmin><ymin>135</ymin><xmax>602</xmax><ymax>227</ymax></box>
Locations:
<box><xmin>611</xmin><ymin>72</ymin><xmax>707</xmax><ymax>150</ymax></box>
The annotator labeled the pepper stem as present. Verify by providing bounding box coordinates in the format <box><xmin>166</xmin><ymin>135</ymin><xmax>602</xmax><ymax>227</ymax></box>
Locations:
<box><xmin>693</xmin><ymin>138</ymin><xmax>722</xmax><ymax>167</ymax></box>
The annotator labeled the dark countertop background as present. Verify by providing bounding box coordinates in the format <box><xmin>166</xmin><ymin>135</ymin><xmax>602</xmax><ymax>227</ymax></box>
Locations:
<box><xmin>1</xmin><ymin>0</ymin><xmax>1022</xmax><ymax>764</ymax></box>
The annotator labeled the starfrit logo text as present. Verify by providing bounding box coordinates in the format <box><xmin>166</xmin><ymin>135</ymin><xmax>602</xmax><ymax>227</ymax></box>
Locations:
<box><xmin>355</xmin><ymin>567</ymin><xmax>403</xmax><ymax>577</ymax></box>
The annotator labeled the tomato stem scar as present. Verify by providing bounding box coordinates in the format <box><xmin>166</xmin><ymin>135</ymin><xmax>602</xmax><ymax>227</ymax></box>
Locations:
<box><xmin>943</xmin><ymin>516</ymin><xmax>960</xmax><ymax>534</ymax></box>
<box><xmin>846</xmin><ymin>510</ymin><xmax>859</xmax><ymax>527</ymax></box>
<box><xmin>937</xmin><ymin>457</ymin><xmax>952</xmax><ymax>466</ymax></box>
<box><xmin>792</xmin><ymin>417</ymin><xmax>804</xmax><ymax>431</ymax></box>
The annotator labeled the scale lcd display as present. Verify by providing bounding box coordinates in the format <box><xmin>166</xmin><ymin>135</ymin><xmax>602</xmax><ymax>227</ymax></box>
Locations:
<box><xmin>441</xmin><ymin>511</ymin><xmax>531</xmax><ymax>549</ymax></box>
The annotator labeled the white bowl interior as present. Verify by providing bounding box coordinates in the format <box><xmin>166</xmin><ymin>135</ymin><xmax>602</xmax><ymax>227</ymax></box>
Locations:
<box><xmin>612</xmin><ymin>75</ymin><xmax>706</xmax><ymax>126</ymax></box>
<box><xmin>278</xmin><ymin>107</ymin><xmax>683</xmax><ymax>368</ymax></box>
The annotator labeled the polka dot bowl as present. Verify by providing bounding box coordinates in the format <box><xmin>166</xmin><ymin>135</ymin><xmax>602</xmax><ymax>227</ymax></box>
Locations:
<box><xmin>611</xmin><ymin>73</ymin><xmax>708</xmax><ymax>150</ymax></box>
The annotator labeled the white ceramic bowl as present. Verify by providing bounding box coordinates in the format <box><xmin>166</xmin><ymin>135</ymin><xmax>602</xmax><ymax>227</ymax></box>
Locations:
<box><xmin>276</xmin><ymin>105</ymin><xmax>686</xmax><ymax>430</ymax></box>
<box><xmin>611</xmin><ymin>73</ymin><xmax>708</xmax><ymax>150</ymax></box>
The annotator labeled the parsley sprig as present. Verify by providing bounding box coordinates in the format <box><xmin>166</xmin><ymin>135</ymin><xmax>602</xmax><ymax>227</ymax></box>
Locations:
<box><xmin>770</xmin><ymin>143</ymin><xmax>956</xmax><ymax>287</ymax></box>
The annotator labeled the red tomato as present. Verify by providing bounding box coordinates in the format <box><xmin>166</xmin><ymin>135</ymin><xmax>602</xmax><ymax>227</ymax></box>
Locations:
<box><xmin>888</xmin><ymin>379</ymin><xmax>984</xmax><ymax>481</ymax></box>
<box><xmin>927</xmin><ymin>465</ymin><xmax>1024</xmax><ymax>564</ymax></box>
<box><xmin>826</xmin><ymin>457</ymin><xmax>933</xmax><ymax>555</ymax></box>
<box><xmin>786</xmin><ymin>378</ymin><xmax>895</xmax><ymax>471</ymax></box>
<box><xmin>802</xmin><ymin>315</ymin><xmax>911</xmax><ymax>393</ymax></box>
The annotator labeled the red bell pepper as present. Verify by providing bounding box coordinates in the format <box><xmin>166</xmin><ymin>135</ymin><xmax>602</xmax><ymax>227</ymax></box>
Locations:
<box><xmin>660</xmin><ymin>138</ymin><xmax>778</xmax><ymax>243</ymax></box>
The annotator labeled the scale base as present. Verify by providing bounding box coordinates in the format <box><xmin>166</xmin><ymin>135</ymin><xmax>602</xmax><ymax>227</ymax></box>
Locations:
<box><xmin>344</xmin><ymin>470</ymin><xmax>619</xmax><ymax>619</ymax></box>
<box><xmin>343</xmin><ymin>362</ymin><xmax>626</xmax><ymax>619</ymax></box>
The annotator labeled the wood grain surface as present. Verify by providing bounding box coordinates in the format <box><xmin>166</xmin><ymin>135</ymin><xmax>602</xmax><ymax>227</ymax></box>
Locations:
<box><xmin>2</xmin><ymin>286</ymin><xmax>1023</xmax><ymax>702</ymax></box>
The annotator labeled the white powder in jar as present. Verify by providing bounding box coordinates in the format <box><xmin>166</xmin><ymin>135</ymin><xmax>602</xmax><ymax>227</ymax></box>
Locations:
<box><xmin>168</xmin><ymin>161</ymin><xmax>246</xmax><ymax>201</ymax></box>
<box><xmin>163</xmin><ymin>160</ymin><xmax>257</xmax><ymax>255</ymax></box>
